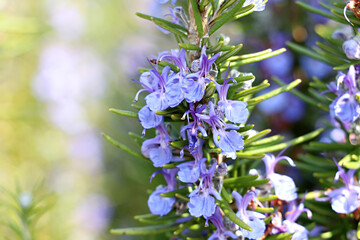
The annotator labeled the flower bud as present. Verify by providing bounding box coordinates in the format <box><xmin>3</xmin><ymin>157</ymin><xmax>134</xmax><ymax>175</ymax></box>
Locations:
<box><xmin>204</xmin><ymin>81</ymin><xmax>216</xmax><ymax>99</ymax></box>
<box><xmin>343</xmin><ymin>36</ymin><xmax>360</xmax><ymax>59</ymax></box>
<box><xmin>212</xmin><ymin>177</ymin><xmax>223</xmax><ymax>193</ymax></box>
<box><xmin>332</xmin><ymin>28</ymin><xmax>352</xmax><ymax>41</ymax></box>
<box><xmin>215</xmin><ymin>162</ymin><xmax>228</xmax><ymax>177</ymax></box>
<box><xmin>209</xmin><ymin>69</ymin><xmax>218</xmax><ymax>78</ymax></box>
<box><xmin>191</xmin><ymin>59</ymin><xmax>201</xmax><ymax>72</ymax></box>
<box><xmin>217</xmin><ymin>34</ymin><xmax>230</xmax><ymax>45</ymax></box>
<box><xmin>173</xmin><ymin>6</ymin><xmax>188</xmax><ymax>27</ymax></box>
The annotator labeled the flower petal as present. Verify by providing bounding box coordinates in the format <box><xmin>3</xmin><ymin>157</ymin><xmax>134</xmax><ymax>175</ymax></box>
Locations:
<box><xmin>165</xmin><ymin>75</ymin><xmax>184</xmax><ymax>107</ymax></box>
<box><xmin>138</xmin><ymin>106</ymin><xmax>163</xmax><ymax>129</ymax></box>
<box><xmin>148</xmin><ymin>187</ymin><xmax>175</xmax><ymax>216</ymax></box>
<box><xmin>330</xmin><ymin>187</ymin><xmax>359</xmax><ymax>214</ymax></box>
<box><xmin>181</xmin><ymin>76</ymin><xmax>206</xmax><ymax>103</ymax></box>
<box><xmin>145</xmin><ymin>91</ymin><xmax>169</xmax><ymax>111</ymax></box>
<box><xmin>224</xmin><ymin>100</ymin><xmax>249</xmax><ymax>123</ymax></box>
<box><xmin>177</xmin><ymin>161</ymin><xmax>200</xmax><ymax>183</ymax></box>
<box><xmin>240</xmin><ymin>216</ymin><xmax>265</xmax><ymax>240</ymax></box>
<box><xmin>334</xmin><ymin>92</ymin><xmax>360</xmax><ymax>123</ymax></box>
<box><xmin>270</xmin><ymin>173</ymin><xmax>298</xmax><ymax>201</ymax></box>
<box><xmin>149</xmin><ymin>144</ymin><xmax>172</xmax><ymax>167</ymax></box>
<box><xmin>188</xmin><ymin>193</ymin><xmax>216</xmax><ymax>218</ymax></box>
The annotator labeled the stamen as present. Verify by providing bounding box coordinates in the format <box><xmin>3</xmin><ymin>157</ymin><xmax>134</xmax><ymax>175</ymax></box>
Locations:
<box><xmin>344</xmin><ymin>3</ymin><xmax>355</xmax><ymax>26</ymax></box>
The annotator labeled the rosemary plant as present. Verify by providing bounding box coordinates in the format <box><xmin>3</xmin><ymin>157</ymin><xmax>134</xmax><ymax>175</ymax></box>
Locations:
<box><xmin>105</xmin><ymin>0</ymin><xmax>325</xmax><ymax>239</ymax></box>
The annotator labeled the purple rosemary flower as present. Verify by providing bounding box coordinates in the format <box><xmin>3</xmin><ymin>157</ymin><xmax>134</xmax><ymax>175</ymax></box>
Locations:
<box><xmin>262</xmin><ymin>150</ymin><xmax>298</xmax><ymax>201</ymax></box>
<box><xmin>177</xmin><ymin>160</ymin><xmax>201</xmax><ymax>183</ymax></box>
<box><xmin>148</xmin><ymin>168</ymin><xmax>178</xmax><ymax>216</ymax></box>
<box><xmin>180</xmin><ymin>103</ymin><xmax>208</xmax><ymax>154</ymax></box>
<box><xmin>134</xmin><ymin>65</ymin><xmax>179</xmax><ymax>115</ymax></box>
<box><xmin>144</xmin><ymin>66</ymin><xmax>172</xmax><ymax>112</ymax></box>
<box><xmin>244</xmin><ymin>0</ymin><xmax>266</xmax><ymax>11</ymax></box>
<box><xmin>165</xmin><ymin>73</ymin><xmax>185</xmax><ymax>107</ymax></box>
<box><xmin>181</xmin><ymin>46</ymin><xmax>220</xmax><ymax>103</ymax></box>
<box><xmin>188</xmin><ymin>160</ymin><xmax>222</xmax><ymax>219</ymax></box>
<box><xmin>327</xmin><ymin>159</ymin><xmax>360</xmax><ymax>214</ymax></box>
<box><xmin>196</xmin><ymin>102</ymin><xmax>244</xmax><ymax>159</ymax></box>
<box><xmin>232</xmin><ymin>190</ymin><xmax>266</xmax><ymax>240</ymax></box>
<box><xmin>208</xmin><ymin>206</ymin><xmax>237</xmax><ymax>240</ymax></box>
<box><xmin>217</xmin><ymin>78</ymin><xmax>249</xmax><ymax>124</ymax></box>
<box><xmin>141</xmin><ymin>123</ymin><xmax>172</xmax><ymax>167</ymax></box>
<box><xmin>283</xmin><ymin>199</ymin><xmax>312</xmax><ymax>240</ymax></box>
<box><xmin>333</xmin><ymin>65</ymin><xmax>360</xmax><ymax>124</ymax></box>
<box><xmin>138</xmin><ymin>105</ymin><xmax>163</xmax><ymax>129</ymax></box>
<box><xmin>177</xmin><ymin>139</ymin><xmax>205</xmax><ymax>183</ymax></box>
<box><xmin>134</xmin><ymin>70</ymin><xmax>160</xmax><ymax>102</ymax></box>
<box><xmin>148</xmin><ymin>187</ymin><xmax>174</xmax><ymax>216</ymax></box>
<box><xmin>159</xmin><ymin>46</ymin><xmax>220</xmax><ymax>104</ymax></box>
<box><xmin>159</xmin><ymin>48</ymin><xmax>188</xmax><ymax>74</ymax></box>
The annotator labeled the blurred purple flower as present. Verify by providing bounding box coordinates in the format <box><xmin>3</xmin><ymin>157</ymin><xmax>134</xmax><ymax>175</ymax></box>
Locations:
<box><xmin>47</xmin><ymin>2</ymin><xmax>85</xmax><ymax>41</ymax></box>
<box><xmin>300</xmin><ymin>56</ymin><xmax>332</xmax><ymax>79</ymax></box>
<box><xmin>244</xmin><ymin>0</ymin><xmax>266</xmax><ymax>11</ymax></box>
<box><xmin>208</xmin><ymin>206</ymin><xmax>237</xmax><ymax>240</ymax></box>
<box><xmin>320</xmin><ymin>128</ymin><xmax>346</xmax><ymax>144</ymax></box>
<box><xmin>73</xmin><ymin>194</ymin><xmax>111</xmax><ymax>235</ymax></box>
<box><xmin>258</xmin><ymin>88</ymin><xmax>305</xmax><ymax>123</ymax></box>
<box><xmin>33</xmin><ymin>43</ymin><xmax>105</xmax><ymax>103</ymax></box>
<box><xmin>232</xmin><ymin>190</ymin><xmax>266</xmax><ymax>240</ymax></box>
<box><xmin>262</xmin><ymin>52</ymin><xmax>294</xmax><ymax>79</ymax></box>
<box><xmin>263</xmin><ymin>151</ymin><xmax>298</xmax><ymax>201</ymax></box>
<box><xmin>343</xmin><ymin>36</ymin><xmax>360</xmax><ymax>59</ymax></box>
<box><xmin>327</xmin><ymin>160</ymin><xmax>360</xmax><ymax>214</ymax></box>
<box><xmin>157</xmin><ymin>0</ymin><xmax>177</xmax><ymax>4</ymax></box>
<box><xmin>331</xmin><ymin>66</ymin><xmax>360</xmax><ymax>124</ymax></box>
<box><xmin>68</xmin><ymin>130</ymin><xmax>103</xmax><ymax>174</ymax></box>
<box><xmin>283</xmin><ymin>199</ymin><xmax>312</xmax><ymax>240</ymax></box>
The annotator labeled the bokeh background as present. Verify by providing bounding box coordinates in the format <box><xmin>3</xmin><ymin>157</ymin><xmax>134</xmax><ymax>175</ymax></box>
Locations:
<box><xmin>0</xmin><ymin>0</ymin><xmax>338</xmax><ymax>239</ymax></box>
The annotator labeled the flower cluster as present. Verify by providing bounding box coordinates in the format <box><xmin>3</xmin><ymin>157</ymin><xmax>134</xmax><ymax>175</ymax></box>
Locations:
<box><xmin>247</xmin><ymin>152</ymin><xmax>312</xmax><ymax>240</ymax></box>
<box><xmin>135</xmin><ymin>46</ymin><xmax>250</xmax><ymax>220</ymax></box>
<box><xmin>108</xmin><ymin>0</ymin><xmax>338</xmax><ymax>239</ymax></box>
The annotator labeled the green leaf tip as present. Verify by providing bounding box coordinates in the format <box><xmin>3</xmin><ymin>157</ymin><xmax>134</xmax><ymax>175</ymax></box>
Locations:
<box><xmin>110</xmin><ymin>222</ymin><xmax>182</xmax><ymax>235</ymax></box>
<box><xmin>109</xmin><ymin>108</ymin><xmax>138</xmax><ymax>118</ymax></box>
<box><xmin>102</xmin><ymin>132</ymin><xmax>150</xmax><ymax>162</ymax></box>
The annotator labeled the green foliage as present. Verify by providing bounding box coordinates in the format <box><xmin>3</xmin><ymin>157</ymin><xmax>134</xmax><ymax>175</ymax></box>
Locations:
<box><xmin>0</xmin><ymin>182</ymin><xmax>54</xmax><ymax>240</ymax></box>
